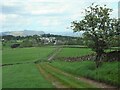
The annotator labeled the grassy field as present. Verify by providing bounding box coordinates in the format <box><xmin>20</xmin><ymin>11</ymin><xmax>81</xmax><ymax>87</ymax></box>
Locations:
<box><xmin>56</xmin><ymin>48</ymin><xmax>93</xmax><ymax>57</ymax></box>
<box><xmin>49</xmin><ymin>61</ymin><xmax>119</xmax><ymax>86</ymax></box>
<box><xmin>2</xmin><ymin>63</ymin><xmax>54</xmax><ymax>88</ymax></box>
<box><xmin>2</xmin><ymin>47</ymin><xmax>54</xmax><ymax>64</ymax></box>
<box><xmin>2</xmin><ymin>46</ymin><xmax>119</xmax><ymax>88</ymax></box>
<box><xmin>2</xmin><ymin>47</ymin><xmax>55</xmax><ymax>88</ymax></box>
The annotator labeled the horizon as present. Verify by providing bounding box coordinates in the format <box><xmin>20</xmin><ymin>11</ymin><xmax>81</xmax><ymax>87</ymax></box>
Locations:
<box><xmin>1</xmin><ymin>0</ymin><xmax>119</xmax><ymax>34</ymax></box>
<box><xmin>1</xmin><ymin>29</ymin><xmax>83</xmax><ymax>37</ymax></box>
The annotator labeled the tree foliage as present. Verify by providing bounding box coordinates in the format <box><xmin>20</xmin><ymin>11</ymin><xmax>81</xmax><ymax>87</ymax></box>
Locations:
<box><xmin>71</xmin><ymin>3</ymin><xmax>119</xmax><ymax>67</ymax></box>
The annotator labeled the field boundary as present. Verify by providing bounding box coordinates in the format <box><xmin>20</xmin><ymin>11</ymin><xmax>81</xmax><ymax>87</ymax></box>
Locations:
<box><xmin>1</xmin><ymin>61</ymin><xmax>33</xmax><ymax>67</ymax></box>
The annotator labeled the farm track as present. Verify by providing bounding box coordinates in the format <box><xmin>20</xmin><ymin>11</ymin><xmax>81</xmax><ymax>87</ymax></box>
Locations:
<box><xmin>40</xmin><ymin>63</ymin><xmax>97</xmax><ymax>88</ymax></box>
<box><xmin>46</xmin><ymin>63</ymin><xmax>118</xmax><ymax>89</ymax></box>
<box><xmin>48</xmin><ymin>47</ymin><xmax>62</xmax><ymax>61</ymax></box>
<box><xmin>36</xmin><ymin>64</ymin><xmax>68</xmax><ymax>88</ymax></box>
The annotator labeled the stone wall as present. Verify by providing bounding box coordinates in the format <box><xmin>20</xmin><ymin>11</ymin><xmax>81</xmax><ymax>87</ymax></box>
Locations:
<box><xmin>54</xmin><ymin>51</ymin><xmax>120</xmax><ymax>62</ymax></box>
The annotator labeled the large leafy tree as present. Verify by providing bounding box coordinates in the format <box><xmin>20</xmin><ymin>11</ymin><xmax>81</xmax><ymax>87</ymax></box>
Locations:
<box><xmin>71</xmin><ymin>4</ymin><xmax>117</xmax><ymax>67</ymax></box>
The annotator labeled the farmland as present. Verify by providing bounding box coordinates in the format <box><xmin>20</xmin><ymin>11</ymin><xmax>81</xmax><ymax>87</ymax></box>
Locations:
<box><xmin>2</xmin><ymin>47</ymin><xmax>54</xmax><ymax>64</ymax></box>
<box><xmin>1</xmin><ymin>1</ymin><xmax>120</xmax><ymax>89</ymax></box>
<box><xmin>55</xmin><ymin>47</ymin><xmax>94</xmax><ymax>57</ymax></box>
<box><xmin>2</xmin><ymin>46</ymin><xmax>119</xmax><ymax>88</ymax></box>
<box><xmin>2</xmin><ymin>47</ymin><xmax>55</xmax><ymax>88</ymax></box>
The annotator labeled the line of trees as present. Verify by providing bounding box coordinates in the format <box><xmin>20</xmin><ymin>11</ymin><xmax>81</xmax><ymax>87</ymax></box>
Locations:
<box><xmin>2</xmin><ymin>34</ymin><xmax>85</xmax><ymax>48</ymax></box>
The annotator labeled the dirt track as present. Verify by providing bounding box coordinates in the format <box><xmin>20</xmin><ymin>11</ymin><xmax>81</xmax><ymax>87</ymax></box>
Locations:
<box><xmin>36</xmin><ymin>62</ymin><xmax>118</xmax><ymax>89</ymax></box>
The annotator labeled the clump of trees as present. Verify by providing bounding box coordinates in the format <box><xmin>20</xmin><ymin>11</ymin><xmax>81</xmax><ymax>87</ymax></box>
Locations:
<box><xmin>71</xmin><ymin>3</ymin><xmax>119</xmax><ymax>67</ymax></box>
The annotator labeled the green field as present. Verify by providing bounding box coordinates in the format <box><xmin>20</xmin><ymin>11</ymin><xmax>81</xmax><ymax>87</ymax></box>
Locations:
<box><xmin>56</xmin><ymin>48</ymin><xmax>93</xmax><ymax>57</ymax></box>
<box><xmin>2</xmin><ymin>47</ymin><xmax>54</xmax><ymax>64</ymax></box>
<box><xmin>2</xmin><ymin>47</ymin><xmax>55</xmax><ymax>88</ymax></box>
<box><xmin>2</xmin><ymin>46</ymin><xmax>119</xmax><ymax>88</ymax></box>
<box><xmin>2</xmin><ymin>63</ymin><xmax>53</xmax><ymax>88</ymax></box>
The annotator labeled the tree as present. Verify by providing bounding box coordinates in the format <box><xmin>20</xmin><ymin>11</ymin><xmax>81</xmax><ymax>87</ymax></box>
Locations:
<box><xmin>71</xmin><ymin>3</ymin><xmax>117</xmax><ymax>67</ymax></box>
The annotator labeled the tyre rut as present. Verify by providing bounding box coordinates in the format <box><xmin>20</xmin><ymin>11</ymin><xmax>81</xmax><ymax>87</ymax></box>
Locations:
<box><xmin>36</xmin><ymin>64</ymin><xmax>69</xmax><ymax>88</ymax></box>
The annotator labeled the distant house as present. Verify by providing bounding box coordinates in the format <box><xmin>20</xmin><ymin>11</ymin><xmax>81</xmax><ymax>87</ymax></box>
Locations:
<box><xmin>55</xmin><ymin>40</ymin><xmax>65</xmax><ymax>45</ymax></box>
<box><xmin>0</xmin><ymin>39</ymin><xmax>5</xmax><ymax>42</ymax></box>
<box><xmin>40</xmin><ymin>37</ymin><xmax>56</xmax><ymax>45</ymax></box>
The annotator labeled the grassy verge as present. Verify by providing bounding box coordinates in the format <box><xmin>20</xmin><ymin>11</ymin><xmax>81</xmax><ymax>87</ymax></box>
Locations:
<box><xmin>2</xmin><ymin>47</ymin><xmax>54</xmax><ymax>64</ymax></box>
<box><xmin>49</xmin><ymin>61</ymin><xmax>119</xmax><ymax>86</ymax></box>
<box><xmin>2</xmin><ymin>63</ymin><xmax>53</xmax><ymax>88</ymax></box>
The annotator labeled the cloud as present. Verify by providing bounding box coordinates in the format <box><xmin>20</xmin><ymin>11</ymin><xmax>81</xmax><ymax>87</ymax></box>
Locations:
<box><xmin>0</xmin><ymin>14</ymin><xmax>5</xmax><ymax>27</ymax></box>
<box><xmin>37</xmin><ymin>16</ymin><xmax>65</xmax><ymax>28</ymax></box>
<box><xmin>1</xmin><ymin>0</ymin><xmax>119</xmax><ymax>33</ymax></box>
<box><xmin>24</xmin><ymin>1</ymin><xmax>71</xmax><ymax>16</ymax></box>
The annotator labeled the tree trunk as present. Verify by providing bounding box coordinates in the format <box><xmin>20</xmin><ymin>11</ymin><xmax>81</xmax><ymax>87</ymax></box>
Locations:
<box><xmin>95</xmin><ymin>51</ymin><xmax>103</xmax><ymax>68</ymax></box>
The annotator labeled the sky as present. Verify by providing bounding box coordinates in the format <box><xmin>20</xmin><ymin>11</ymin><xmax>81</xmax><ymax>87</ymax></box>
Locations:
<box><xmin>0</xmin><ymin>0</ymin><xmax>119</xmax><ymax>34</ymax></box>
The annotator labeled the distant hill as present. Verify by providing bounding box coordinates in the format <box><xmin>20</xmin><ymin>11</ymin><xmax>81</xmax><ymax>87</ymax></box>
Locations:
<box><xmin>1</xmin><ymin>30</ymin><xmax>45</xmax><ymax>36</ymax></box>
<box><xmin>0</xmin><ymin>30</ymin><xmax>83</xmax><ymax>37</ymax></box>
<box><xmin>49</xmin><ymin>31</ymin><xmax>83</xmax><ymax>37</ymax></box>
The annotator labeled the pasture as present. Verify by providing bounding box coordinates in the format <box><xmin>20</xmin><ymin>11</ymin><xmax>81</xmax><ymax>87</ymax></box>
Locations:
<box><xmin>56</xmin><ymin>47</ymin><xmax>93</xmax><ymax>57</ymax></box>
<box><xmin>2</xmin><ymin>47</ymin><xmax>55</xmax><ymax>88</ymax></box>
<box><xmin>2</xmin><ymin>63</ymin><xmax>53</xmax><ymax>88</ymax></box>
<box><xmin>2</xmin><ymin>47</ymin><xmax>54</xmax><ymax>64</ymax></box>
<box><xmin>2</xmin><ymin>46</ymin><xmax>119</xmax><ymax>88</ymax></box>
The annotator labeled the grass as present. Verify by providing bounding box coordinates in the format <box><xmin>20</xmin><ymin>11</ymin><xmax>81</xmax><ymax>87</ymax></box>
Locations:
<box><xmin>2</xmin><ymin>46</ymin><xmax>119</xmax><ymax>88</ymax></box>
<box><xmin>49</xmin><ymin>61</ymin><xmax>119</xmax><ymax>86</ymax></box>
<box><xmin>2</xmin><ymin>47</ymin><xmax>54</xmax><ymax>64</ymax></box>
<box><xmin>56</xmin><ymin>48</ymin><xmax>93</xmax><ymax>57</ymax></box>
<box><xmin>2</xmin><ymin>63</ymin><xmax>54</xmax><ymax>88</ymax></box>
